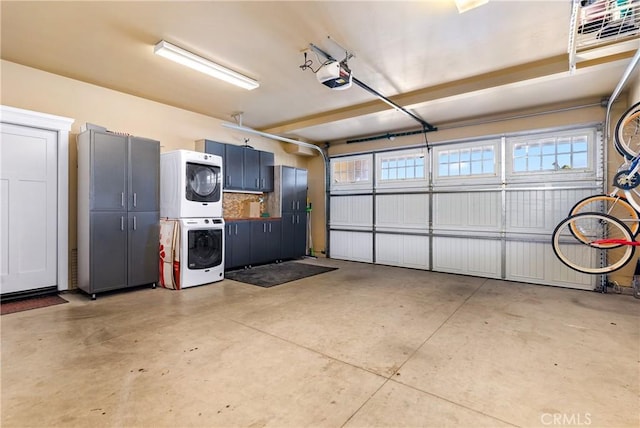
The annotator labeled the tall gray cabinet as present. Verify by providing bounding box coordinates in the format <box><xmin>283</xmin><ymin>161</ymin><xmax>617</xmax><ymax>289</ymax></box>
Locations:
<box><xmin>267</xmin><ymin>166</ymin><xmax>308</xmax><ymax>260</ymax></box>
<box><xmin>77</xmin><ymin>130</ymin><xmax>160</xmax><ymax>299</ymax></box>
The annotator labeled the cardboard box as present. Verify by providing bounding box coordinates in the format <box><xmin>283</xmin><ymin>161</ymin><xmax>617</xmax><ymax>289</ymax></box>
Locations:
<box><xmin>243</xmin><ymin>201</ymin><xmax>261</xmax><ymax>218</ymax></box>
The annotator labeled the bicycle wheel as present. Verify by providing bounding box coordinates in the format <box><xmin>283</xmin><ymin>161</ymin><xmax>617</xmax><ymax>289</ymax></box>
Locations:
<box><xmin>614</xmin><ymin>101</ymin><xmax>640</xmax><ymax>159</ymax></box>
<box><xmin>552</xmin><ymin>212</ymin><xmax>635</xmax><ymax>274</ymax></box>
<box><xmin>569</xmin><ymin>194</ymin><xmax>639</xmax><ymax>240</ymax></box>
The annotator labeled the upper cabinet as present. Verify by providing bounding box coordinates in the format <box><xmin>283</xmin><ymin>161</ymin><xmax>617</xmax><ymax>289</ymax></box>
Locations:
<box><xmin>196</xmin><ymin>139</ymin><xmax>274</xmax><ymax>192</ymax></box>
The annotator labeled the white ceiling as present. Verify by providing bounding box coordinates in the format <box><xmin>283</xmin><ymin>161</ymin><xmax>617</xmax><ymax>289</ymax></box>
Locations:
<box><xmin>1</xmin><ymin>1</ymin><xmax>638</xmax><ymax>143</ymax></box>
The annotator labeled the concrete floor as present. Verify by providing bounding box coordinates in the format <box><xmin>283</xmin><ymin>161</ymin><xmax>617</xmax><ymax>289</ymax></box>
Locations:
<box><xmin>1</xmin><ymin>259</ymin><xmax>638</xmax><ymax>428</ymax></box>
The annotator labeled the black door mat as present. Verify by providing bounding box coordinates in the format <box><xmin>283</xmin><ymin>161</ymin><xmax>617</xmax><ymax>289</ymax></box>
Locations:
<box><xmin>1</xmin><ymin>294</ymin><xmax>68</xmax><ymax>315</ymax></box>
<box><xmin>225</xmin><ymin>261</ymin><xmax>338</xmax><ymax>288</ymax></box>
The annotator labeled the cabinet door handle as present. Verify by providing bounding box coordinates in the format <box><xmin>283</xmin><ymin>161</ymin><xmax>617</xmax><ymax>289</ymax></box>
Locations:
<box><xmin>120</xmin><ymin>216</ymin><xmax>124</xmax><ymax>231</ymax></box>
<box><xmin>133</xmin><ymin>193</ymin><xmax>137</xmax><ymax>208</ymax></box>
<box><xmin>133</xmin><ymin>216</ymin><xmax>137</xmax><ymax>230</ymax></box>
<box><xmin>269</xmin><ymin>223</ymin><xmax>272</xmax><ymax>233</ymax></box>
<box><xmin>227</xmin><ymin>175</ymin><xmax>230</xmax><ymax>186</ymax></box>
<box><xmin>292</xmin><ymin>201</ymin><xmax>296</xmax><ymax>210</ymax></box>
<box><xmin>121</xmin><ymin>192</ymin><xmax>125</xmax><ymax>207</ymax></box>
<box><xmin>256</xmin><ymin>178</ymin><xmax>259</xmax><ymax>188</ymax></box>
<box><xmin>235</xmin><ymin>224</ymin><xmax>238</xmax><ymax>235</ymax></box>
<box><xmin>263</xmin><ymin>223</ymin><xmax>266</xmax><ymax>233</ymax></box>
<box><xmin>297</xmin><ymin>201</ymin><xmax>300</xmax><ymax>210</ymax></box>
<box><xmin>291</xmin><ymin>216</ymin><xmax>295</xmax><ymax>224</ymax></box>
<box><xmin>261</xmin><ymin>178</ymin><xmax>265</xmax><ymax>188</ymax></box>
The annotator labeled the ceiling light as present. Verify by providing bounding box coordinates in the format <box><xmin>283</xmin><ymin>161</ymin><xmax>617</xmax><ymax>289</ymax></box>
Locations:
<box><xmin>154</xmin><ymin>40</ymin><xmax>259</xmax><ymax>90</ymax></box>
<box><xmin>455</xmin><ymin>0</ymin><xmax>489</xmax><ymax>13</ymax></box>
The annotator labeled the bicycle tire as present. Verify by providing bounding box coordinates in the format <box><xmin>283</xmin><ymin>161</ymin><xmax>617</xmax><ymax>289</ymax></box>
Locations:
<box><xmin>552</xmin><ymin>212</ymin><xmax>635</xmax><ymax>274</ymax></box>
<box><xmin>569</xmin><ymin>194</ymin><xmax>640</xmax><ymax>240</ymax></box>
<box><xmin>614</xmin><ymin>101</ymin><xmax>640</xmax><ymax>159</ymax></box>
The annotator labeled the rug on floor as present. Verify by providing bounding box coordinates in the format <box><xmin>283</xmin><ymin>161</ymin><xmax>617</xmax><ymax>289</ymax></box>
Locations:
<box><xmin>225</xmin><ymin>261</ymin><xmax>338</xmax><ymax>287</ymax></box>
<box><xmin>1</xmin><ymin>295</ymin><xmax>68</xmax><ymax>315</ymax></box>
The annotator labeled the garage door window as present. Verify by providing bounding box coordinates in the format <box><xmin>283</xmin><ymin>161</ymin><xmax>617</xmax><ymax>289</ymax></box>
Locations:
<box><xmin>436</xmin><ymin>145</ymin><xmax>496</xmax><ymax>178</ymax></box>
<box><xmin>332</xmin><ymin>158</ymin><xmax>370</xmax><ymax>184</ymax></box>
<box><xmin>330</xmin><ymin>154</ymin><xmax>374</xmax><ymax>192</ymax></box>
<box><xmin>380</xmin><ymin>153</ymin><xmax>426</xmax><ymax>181</ymax></box>
<box><xmin>512</xmin><ymin>134</ymin><xmax>589</xmax><ymax>173</ymax></box>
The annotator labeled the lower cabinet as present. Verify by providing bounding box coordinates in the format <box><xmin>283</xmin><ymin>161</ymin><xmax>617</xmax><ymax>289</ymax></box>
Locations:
<box><xmin>225</xmin><ymin>217</ymin><xmax>307</xmax><ymax>270</ymax></box>
<box><xmin>281</xmin><ymin>213</ymin><xmax>307</xmax><ymax>260</ymax></box>
<box><xmin>89</xmin><ymin>212</ymin><xmax>128</xmax><ymax>293</ymax></box>
<box><xmin>83</xmin><ymin>210</ymin><xmax>159</xmax><ymax>298</ymax></box>
<box><xmin>128</xmin><ymin>212</ymin><xmax>161</xmax><ymax>286</ymax></box>
<box><xmin>251</xmin><ymin>219</ymin><xmax>282</xmax><ymax>265</ymax></box>
<box><xmin>225</xmin><ymin>221</ymin><xmax>251</xmax><ymax>270</ymax></box>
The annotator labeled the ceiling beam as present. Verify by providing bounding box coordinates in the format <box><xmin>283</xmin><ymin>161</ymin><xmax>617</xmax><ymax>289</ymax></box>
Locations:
<box><xmin>261</xmin><ymin>49</ymin><xmax>636</xmax><ymax>136</ymax></box>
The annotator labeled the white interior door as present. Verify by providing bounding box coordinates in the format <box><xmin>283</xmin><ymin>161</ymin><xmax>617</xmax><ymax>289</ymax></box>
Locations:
<box><xmin>1</xmin><ymin>123</ymin><xmax>58</xmax><ymax>294</ymax></box>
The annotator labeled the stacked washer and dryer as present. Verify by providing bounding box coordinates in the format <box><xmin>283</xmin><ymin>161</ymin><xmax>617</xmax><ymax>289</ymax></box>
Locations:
<box><xmin>159</xmin><ymin>150</ymin><xmax>225</xmax><ymax>289</ymax></box>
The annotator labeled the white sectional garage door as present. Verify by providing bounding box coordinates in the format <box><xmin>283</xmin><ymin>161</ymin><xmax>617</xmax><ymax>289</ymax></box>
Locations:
<box><xmin>329</xmin><ymin>126</ymin><xmax>602</xmax><ymax>290</ymax></box>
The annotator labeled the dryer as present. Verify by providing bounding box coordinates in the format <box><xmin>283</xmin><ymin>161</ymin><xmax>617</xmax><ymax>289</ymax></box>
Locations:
<box><xmin>161</xmin><ymin>150</ymin><xmax>223</xmax><ymax>218</ymax></box>
<box><xmin>179</xmin><ymin>218</ymin><xmax>225</xmax><ymax>288</ymax></box>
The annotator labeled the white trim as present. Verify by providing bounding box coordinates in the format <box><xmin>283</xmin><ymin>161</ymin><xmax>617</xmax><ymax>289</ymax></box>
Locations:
<box><xmin>1</xmin><ymin>105</ymin><xmax>74</xmax><ymax>291</ymax></box>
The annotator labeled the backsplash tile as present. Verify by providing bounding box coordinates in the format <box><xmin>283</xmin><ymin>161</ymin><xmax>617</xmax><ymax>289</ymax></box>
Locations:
<box><xmin>223</xmin><ymin>192</ymin><xmax>270</xmax><ymax>218</ymax></box>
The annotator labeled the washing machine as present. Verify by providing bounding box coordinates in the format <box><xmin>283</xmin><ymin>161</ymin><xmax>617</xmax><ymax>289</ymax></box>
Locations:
<box><xmin>161</xmin><ymin>150</ymin><xmax>223</xmax><ymax>218</ymax></box>
<box><xmin>179</xmin><ymin>218</ymin><xmax>225</xmax><ymax>288</ymax></box>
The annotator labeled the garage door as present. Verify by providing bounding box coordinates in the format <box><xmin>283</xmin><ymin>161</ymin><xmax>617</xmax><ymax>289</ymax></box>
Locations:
<box><xmin>329</xmin><ymin>125</ymin><xmax>602</xmax><ymax>290</ymax></box>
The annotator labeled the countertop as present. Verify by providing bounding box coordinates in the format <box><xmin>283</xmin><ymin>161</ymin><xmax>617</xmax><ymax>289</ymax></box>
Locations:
<box><xmin>225</xmin><ymin>217</ymin><xmax>281</xmax><ymax>221</ymax></box>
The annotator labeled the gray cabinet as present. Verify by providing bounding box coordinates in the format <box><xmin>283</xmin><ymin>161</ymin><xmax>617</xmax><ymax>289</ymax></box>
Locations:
<box><xmin>225</xmin><ymin>220</ymin><xmax>252</xmax><ymax>270</ymax></box>
<box><xmin>244</xmin><ymin>150</ymin><xmax>274</xmax><ymax>192</ymax></box>
<box><xmin>267</xmin><ymin>166</ymin><xmax>308</xmax><ymax>260</ymax></box>
<box><xmin>250</xmin><ymin>219</ymin><xmax>281</xmax><ymax>265</ymax></box>
<box><xmin>225</xmin><ymin>144</ymin><xmax>245</xmax><ymax>190</ymax></box>
<box><xmin>281</xmin><ymin>212</ymin><xmax>307</xmax><ymax>260</ymax></box>
<box><xmin>78</xmin><ymin>130</ymin><xmax>160</xmax><ymax>299</ymax></box>
<box><xmin>196</xmin><ymin>139</ymin><xmax>274</xmax><ymax>192</ymax></box>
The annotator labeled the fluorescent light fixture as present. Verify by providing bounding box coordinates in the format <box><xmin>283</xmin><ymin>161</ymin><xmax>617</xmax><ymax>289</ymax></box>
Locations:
<box><xmin>455</xmin><ymin>0</ymin><xmax>488</xmax><ymax>13</ymax></box>
<box><xmin>154</xmin><ymin>40</ymin><xmax>259</xmax><ymax>90</ymax></box>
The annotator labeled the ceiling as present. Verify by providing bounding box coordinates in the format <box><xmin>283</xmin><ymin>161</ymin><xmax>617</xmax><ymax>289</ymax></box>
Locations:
<box><xmin>1</xmin><ymin>1</ymin><xmax>638</xmax><ymax>143</ymax></box>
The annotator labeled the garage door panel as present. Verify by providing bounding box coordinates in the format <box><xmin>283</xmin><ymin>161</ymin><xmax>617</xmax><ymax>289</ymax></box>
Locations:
<box><xmin>330</xmin><ymin>230</ymin><xmax>372</xmax><ymax>263</ymax></box>
<box><xmin>376</xmin><ymin>194</ymin><xmax>429</xmax><ymax>230</ymax></box>
<box><xmin>506</xmin><ymin>188</ymin><xmax>598</xmax><ymax>233</ymax></box>
<box><xmin>330</xmin><ymin>195</ymin><xmax>372</xmax><ymax>228</ymax></box>
<box><xmin>376</xmin><ymin>234</ymin><xmax>429</xmax><ymax>270</ymax></box>
<box><xmin>433</xmin><ymin>237</ymin><xmax>500</xmax><ymax>278</ymax></box>
<box><xmin>433</xmin><ymin>192</ymin><xmax>500</xmax><ymax>231</ymax></box>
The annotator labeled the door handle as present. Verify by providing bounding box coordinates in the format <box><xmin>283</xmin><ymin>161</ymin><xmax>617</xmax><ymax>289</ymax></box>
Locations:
<box><xmin>269</xmin><ymin>223</ymin><xmax>272</xmax><ymax>233</ymax></box>
<box><xmin>292</xmin><ymin>201</ymin><xmax>296</xmax><ymax>210</ymax></box>
<box><xmin>263</xmin><ymin>223</ymin><xmax>266</xmax><ymax>233</ymax></box>
<box><xmin>235</xmin><ymin>224</ymin><xmax>238</xmax><ymax>235</ymax></box>
<box><xmin>133</xmin><ymin>216</ymin><xmax>137</xmax><ymax>231</ymax></box>
<box><xmin>121</xmin><ymin>192</ymin><xmax>125</xmax><ymax>207</ymax></box>
<box><xmin>256</xmin><ymin>178</ymin><xmax>259</xmax><ymax>188</ymax></box>
<box><xmin>297</xmin><ymin>201</ymin><xmax>300</xmax><ymax>210</ymax></box>
<box><xmin>261</xmin><ymin>178</ymin><xmax>265</xmax><ymax>188</ymax></box>
<box><xmin>120</xmin><ymin>216</ymin><xmax>124</xmax><ymax>231</ymax></box>
<box><xmin>133</xmin><ymin>193</ymin><xmax>137</xmax><ymax>208</ymax></box>
<box><xmin>291</xmin><ymin>216</ymin><xmax>295</xmax><ymax>224</ymax></box>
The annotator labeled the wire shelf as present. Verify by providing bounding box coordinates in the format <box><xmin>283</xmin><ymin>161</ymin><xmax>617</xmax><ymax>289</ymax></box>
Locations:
<box><xmin>569</xmin><ymin>0</ymin><xmax>640</xmax><ymax>71</ymax></box>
